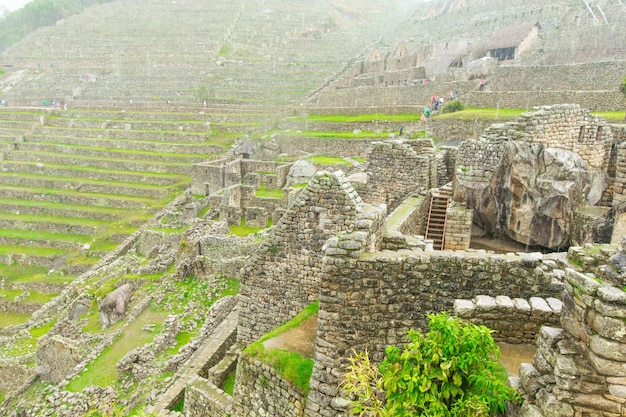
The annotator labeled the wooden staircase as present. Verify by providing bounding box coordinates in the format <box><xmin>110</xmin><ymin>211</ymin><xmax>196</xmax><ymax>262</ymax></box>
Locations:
<box><xmin>425</xmin><ymin>190</ymin><xmax>451</xmax><ymax>250</ymax></box>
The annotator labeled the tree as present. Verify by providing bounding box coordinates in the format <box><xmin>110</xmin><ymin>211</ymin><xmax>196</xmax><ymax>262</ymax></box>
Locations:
<box><xmin>342</xmin><ymin>312</ymin><xmax>520</xmax><ymax>417</ymax></box>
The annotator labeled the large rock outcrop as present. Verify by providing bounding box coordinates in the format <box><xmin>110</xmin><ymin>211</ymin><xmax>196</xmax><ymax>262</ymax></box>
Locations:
<box><xmin>455</xmin><ymin>140</ymin><xmax>599</xmax><ymax>249</ymax></box>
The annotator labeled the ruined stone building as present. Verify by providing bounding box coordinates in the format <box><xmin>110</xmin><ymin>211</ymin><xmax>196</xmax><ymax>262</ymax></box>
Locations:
<box><xmin>0</xmin><ymin>0</ymin><xmax>625</xmax><ymax>416</ymax></box>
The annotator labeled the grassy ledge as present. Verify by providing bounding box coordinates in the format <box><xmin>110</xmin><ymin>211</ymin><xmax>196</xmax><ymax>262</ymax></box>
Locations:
<box><xmin>242</xmin><ymin>301</ymin><xmax>318</xmax><ymax>394</ymax></box>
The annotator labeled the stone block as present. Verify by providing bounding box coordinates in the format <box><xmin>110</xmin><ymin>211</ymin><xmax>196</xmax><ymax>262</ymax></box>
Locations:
<box><xmin>608</xmin><ymin>383</ymin><xmax>626</xmax><ymax>399</ymax></box>
<box><xmin>514</xmin><ymin>298</ymin><xmax>532</xmax><ymax>314</ymax></box>
<box><xmin>475</xmin><ymin>294</ymin><xmax>497</xmax><ymax>311</ymax></box>
<box><xmin>565</xmin><ymin>268</ymin><xmax>602</xmax><ymax>295</ymax></box>
<box><xmin>495</xmin><ymin>295</ymin><xmax>515</xmax><ymax>310</ymax></box>
<box><xmin>590</xmin><ymin>312</ymin><xmax>626</xmax><ymax>343</ymax></box>
<box><xmin>546</xmin><ymin>297</ymin><xmax>563</xmax><ymax>313</ymax></box>
<box><xmin>519</xmin><ymin>363</ymin><xmax>541</xmax><ymax>396</ymax></box>
<box><xmin>534</xmin><ymin>390</ymin><xmax>575</xmax><ymax>417</ymax></box>
<box><xmin>518</xmin><ymin>402</ymin><xmax>545</xmax><ymax>417</ymax></box>
<box><xmin>555</xmin><ymin>389</ymin><xmax>621</xmax><ymax>414</ymax></box>
<box><xmin>589</xmin><ymin>334</ymin><xmax>626</xmax><ymax>362</ymax></box>
<box><xmin>453</xmin><ymin>299</ymin><xmax>475</xmax><ymax>318</ymax></box>
<box><xmin>594</xmin><ymin>298</ymin><xmax>626</xmax><ymax>319</ymax></box>
<box><xmin>530</xmin><ymin>297</ymin><xmax>553</xmax><ymax>316</ymax></box>
<box><xmin>589</xmin><ymin>351</ymin><xmax>626</xmax><ymax>377</ymax></box>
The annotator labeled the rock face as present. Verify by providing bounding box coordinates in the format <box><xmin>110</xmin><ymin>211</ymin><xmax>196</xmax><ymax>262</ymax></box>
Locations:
<box><xmin>285</xmin><ymin>159</ymin><xmax>316</xmax><ymax>187</ymax></box>
<box><xmin>457</xmin><ymin>141</ymin><xmax>592</xmax><ymax>249</ymax></box>
<box><xmin>454</xmin><ymin>105</ymin><xmax>615</xmax><ymax>250</ymax></box>
<box><xmin>98</xmin><ymin>283</ymin><xmax>133</xmax><ymax>328</ymax></box>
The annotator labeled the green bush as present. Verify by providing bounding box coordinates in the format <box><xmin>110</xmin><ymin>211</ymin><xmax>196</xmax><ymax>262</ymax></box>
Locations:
<box><xmin>441</xmin><ymin>99</ymin><xmax>465</xmax><ymax>114</ymax></box>
<box><xmin>342</xmin><ymin>312</ymin><xmax>520</xmax><ymax>417</ymax></box>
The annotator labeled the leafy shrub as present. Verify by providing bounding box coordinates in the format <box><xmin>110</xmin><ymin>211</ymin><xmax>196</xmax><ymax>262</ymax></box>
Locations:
<box><xmin>342</xmin><ymin>312</ymin><xmax>520</xmax><ymax>417</ymax></box>
<box><xmin>441</xmin><ymin>99</ymin><xmax>465</xmax><ymax>114</ymax></box>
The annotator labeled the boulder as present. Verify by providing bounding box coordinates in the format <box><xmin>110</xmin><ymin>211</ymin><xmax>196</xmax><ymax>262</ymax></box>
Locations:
<box><xmin>466</xmin><ymin>56</ymin><xmax>497</xmax><ymax>79</ymax></box>
<box><xmin>68</xmin><ymin>295</ymin><xmax>93</xmax><ymax>322</ymax></box>
<box><xmin>98</xmin><ymin>283</ymin><xmax>133</xmax><ymax>328</ymax></box>
<box><xmin>457</xmin><ymin>140</ymin><xmax>593</xmax><ymax>249</ymax></box>
<box><xmin>286</xmin><ymin>159</ymin><xmax>316</xmax><ymax>187</ymax></box>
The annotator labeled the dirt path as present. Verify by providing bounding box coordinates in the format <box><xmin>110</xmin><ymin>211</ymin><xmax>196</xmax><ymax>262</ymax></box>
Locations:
<box><xmin>263</xmin><ymin>314</ymin><xmax>318</xmax><ymax>358</ymax></box>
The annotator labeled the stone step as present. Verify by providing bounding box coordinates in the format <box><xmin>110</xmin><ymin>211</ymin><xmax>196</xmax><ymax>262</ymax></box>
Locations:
<box><xmin>0</xmin><ymin>251</ymin><xmax>72</xmax><ymax>270</ymax></box>
<box><xmin>0</xmin><ymin>127</ymin><xmax>30</xmax><ymax>137</ymax></box>
<box><xmin>0</xmin><ymin>161</ymin><xmax>186</xmax><ymax>187</ymax></box>
<box><xmin>0</xmin><ymin>217</ymin><xmax>101</xmax><ymax>236</ymax></box>
<box><xmin>0</xmin><ymin>185</ymin><xmax>153</xmax><ymax>210</ymax></box>
<box><xmin>12</xmin><ymin>142</ymin><xmax>212</xmax><ymax>164</ymax></box>
<box><xmin>33</xmin><ymin>126</ymin><xmax>216</xmax><ymax>144</ymax></box>
<box><xmin>22</xmin><ymin>135</ymin><xmax>227</xmax><ymax>156</ymax></box>
<box><xmin>0</xmin><ymin>120</ymin><xmax>36</xmax><ymax>130</ymax></box>
<box><xmin>0</xmin><ymin>111</ymin><xmax>42</xmax><ymax>122</ymax></box>
<box><xmin>0</xmin><ymin>233</ymin><xmax>91</xmax><ymax>251</ymax></box>
<box><xmin>7</xmin><ymin>150</ymin><xmax>196</xmax><ymax>175</ymax></box>
<box><xmin>44</xmin><ymin>117</ymin><xmax>213</xmax><ymax>133</ymax></box>
<box><xmin>48</xmin><ymin>109</ymin><xmax>266</xmax><ymax>123</ymax></box>
<box><xmin>0</xmin><ymin>200</ymin><xmax>128</xmax><ymax>221</ymax></box>
<box><xmin>0</xmin><ymin>172</ymin><xmax>172</xmax><ymax>199</ymax></box>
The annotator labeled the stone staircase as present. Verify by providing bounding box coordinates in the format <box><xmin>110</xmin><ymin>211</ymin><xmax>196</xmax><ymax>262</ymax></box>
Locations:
<box><xmin>425</xmin><ymin>186</ymin><xmax>452</xmax><ymax>250</ymax></box>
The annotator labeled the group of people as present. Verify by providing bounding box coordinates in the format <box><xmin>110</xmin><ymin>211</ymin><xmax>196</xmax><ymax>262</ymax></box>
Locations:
<box><xmin>421</xmin><ymin>89</ymin><xmax>459</xmax><ymax>119</ymax></box>
<box><xmin>43</xmin><ymin>99</ymin><xmax>67</xmax><ymax>110</ymax></box>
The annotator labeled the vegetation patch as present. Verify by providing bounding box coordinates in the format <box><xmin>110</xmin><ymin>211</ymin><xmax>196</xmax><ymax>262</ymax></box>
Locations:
<box><xmin>255</xmin><ymin>183</ymin><xmax>283</xmax><ymax>199</ymax></box>
<box><xmin>292</xmin><ymin>130</ymin><xmax>388</xmax><ymax>139</ymax></box>
<box><xmin>591</xmin><ymin>111</ymin><xmax>626</xmax><ymax>121</ymax></box>
<box><xmin>342</xmin><ymin>312</ymin><xmax>520</xmax><ymax>416</ymax></box>
<box><xmin>306</xmin><ymin>155</ymin><xmax>351</xmax><ymax>166</ymax></box>
<box><xmin>434</xmin><ymin>107</ymin><xmax>526</xmax><ymax>120</ymax></box>
<box><xmin>229</xmin><ymin>217</ymin><xmax>272</xmax><ymax>237</ymax></box>
<box><xmin>221</xmin><ymin>368</ymin><xmax>237</xmax><ymax>395</ymax></box>
<box><xmin>242</xmin><ymin>301</ymin><xmax>318</xmax><ymax>394</ymax></box>
<box><xmin>302</xmin><ymin>114</ymin><xmax>420</xmax><ymax>123</ymax></box>
<box><xmin>67</xmin><ymin>308</ymin><xmax>169</xmax><ymax>391</ymax></box>
<box><xmin>0</xmin><ymin>311</ymin><xmax>32</xmax><ymax>329</ymax></box>
<box><xmin>0</xmin><ymin>289</ymin><xmax>58</xmax><ymax>304</ymax></box>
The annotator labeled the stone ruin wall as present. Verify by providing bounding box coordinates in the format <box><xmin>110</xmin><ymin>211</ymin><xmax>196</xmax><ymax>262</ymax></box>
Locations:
<box><xmin>237</xmin><ymin>171</ymin><xmax>363</xmax><ymax>346</ymax></box>
<box><xmin>481</xmin><ymin>104</ymin><xmax>613</xmax><ymax>171</ymax></box>
<box><xmin>261</xmin><ymin>136</ymin><xmax>379</xmax><ymax>159</ymax></box>
<box><xmin>611</xmin><ymin>140</ymin><xmax>626</xmax><ymax>207</ymax></box>
<box><xmin>360</xmin><ymin>139</ymin><xmax>436</xmax><ymax>213</ymax></box>
<box><xmin>520</xmin><ymin>268</ymin><xmax>626</xmax><ymax>417</ymax></box>
<box><xmin>305</xmin><ymin>244</ymin><xmax>562</xmax><ymax>417</ymax></box>
<box><xmin>232</xmin><ymin>353</ymin><xmax>307</xmax><ymax>417</ymax></box>
<box><xmin>191</xmin><ymin>158</ymin><xmax>293</xmax><ymax>196</ymax></box>
<box><xmin>443</xmin><ymin>202</ymin><xmax>473</xmax><ymax>250</ymax></box>
<box><xmin>454</xmin><ymin>105</ymin><xmax>619</xmax><ymax>246</ymax></box>
<box><xmin>453</xmin><ymin>138</ymin><xmax>505</xmax><ymax>192</ymax></box>
<box><xmin>455</xmin><ymin>294</ymin><xmax>562</xmax><ymax>344</ymax></box>
<box><xmin>307</xmin><ymin>61</ymin><xmax>626</xmax><ymax>113</ymax></box>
